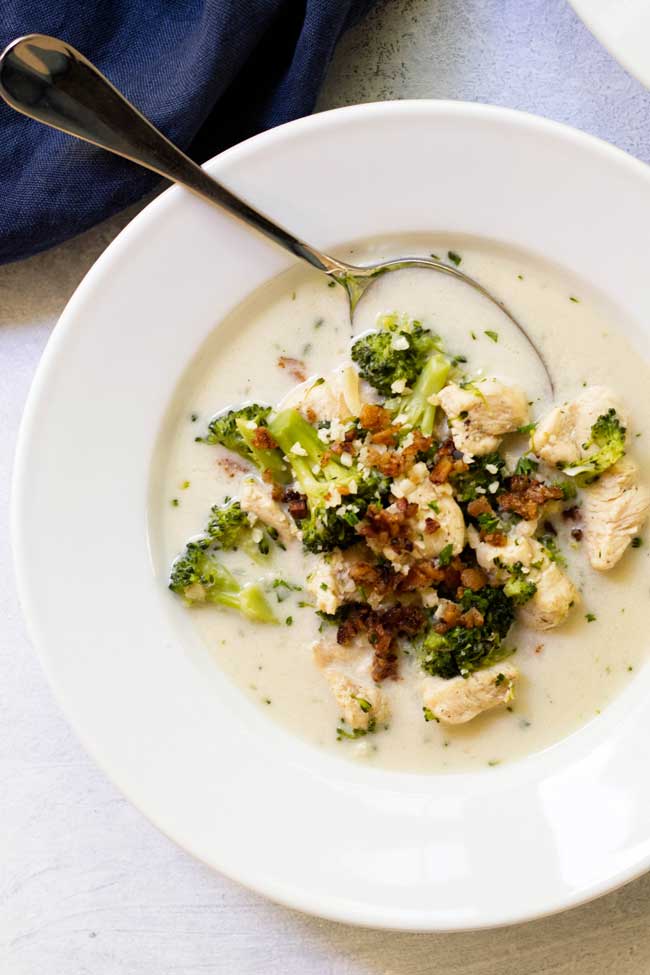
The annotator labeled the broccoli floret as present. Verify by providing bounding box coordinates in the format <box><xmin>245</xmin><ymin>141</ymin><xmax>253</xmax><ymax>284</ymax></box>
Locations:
<box><xmin>351</xmin><ymin>313</ymin><xmax>442</xmax><ymax>396</ymax></box>
<box><xmin>450</xmin><ymin>452</ymin><xmax>507</xmax><ymax>503</ymax></box>
<box><xmin>200</xmin><ymin>404</ymin><xmax>290</xmax><ymax>483</ymax></box>
<box><xmin>268</xmin><ymin>408</ymin><xmax>388</xmax><ymax>553</ymax></box>
<box><xmin>560</xmin><ymin>408</ymin><xmax>626</xmax><ymax>483</ymax></box>
<box><xmin>206</xmin><ymin>500</ymin><xmax>249</xmax><ymax>549</ymax></box>
<box><xmin>169</xmin><ymin>542</ymin><xmax>276</xmax><ymax>623</ymax></box>
<box><xmin>418</xmin><ymin>586</ymin><xmax>515</xmax><ymax>679</ymax></box>
<box><xmin>390</xmin><ymin>352</ymin><xmax>451</xmax><ymax>436</ymax></box>
<box><xmin>503</xmin><ymin>563</ymin><xmax>538</xmax><ymax>605</ymax></box>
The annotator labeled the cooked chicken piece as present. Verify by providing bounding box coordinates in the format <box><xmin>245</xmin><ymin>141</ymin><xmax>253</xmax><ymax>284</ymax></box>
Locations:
<box><xmin>437</xmin><ymin>379</ymin><xmax>529</xmax><ymax>456</ymax></box>
<box><xmin>422</xmin><ymin>663</ymin><xmax>518</xmax><ymax>724</ymax></box>
<box><xmin>239</xmin><ymin>478</ymin><xmax>297</xmax><ymax>546</ymax></box>
<box><xmin>364</xmin><ymin>462</ymin><xmax>465</xmax><ymax>568</ymax></box>
<box><xmin>312</xmin><ymin>636</ymin><xmax>390</xmax><ymax>730</ymax></box>
<box><xmin>518</xmin><ymin>561</ymin><xmax>579</xmax><ymax>631</ymax></box>
<box><xmin>467</xmin><ymin>523</ymin><xmax>538</xmax><ymax>584</ymax></box>
<box><xmin>582</xmin><ymin>458</ymin><xmax>650</xmax><ymax>570</ymax></box>
<box><xmin>468</xmin><ymin>525</ymin><xmax>579</xmax><ymax>630</ymax></box>
<box><xmin>532</xmin><ymin>386</ymin><xmax>627</xmax><ymax>467</ymax></box>
<box><xmin>306</xmin><ymin>547</ymin><xmax>363</xmax><ymax>615</ymax></box>
<box><xmin>279</xmin><ymin>365</ymin><xmax>363</xmax><ymax>423</ymax></box>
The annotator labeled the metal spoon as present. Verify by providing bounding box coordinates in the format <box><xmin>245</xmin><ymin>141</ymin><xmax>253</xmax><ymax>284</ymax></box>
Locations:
<box><xmin>0</xmin><ymin>33</ymin><xmax>552</xmax><ymax>389</ymax></box>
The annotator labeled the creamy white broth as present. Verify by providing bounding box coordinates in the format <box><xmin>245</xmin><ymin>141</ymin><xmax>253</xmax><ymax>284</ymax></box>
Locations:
<box><xmin>154</xmin><ymin>235</ymin><xmax>650</xmax><ymax>773</ymax></box>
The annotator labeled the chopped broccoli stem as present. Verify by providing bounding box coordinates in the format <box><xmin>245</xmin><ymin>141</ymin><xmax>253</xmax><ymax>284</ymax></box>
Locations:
<box><xmin>391</xmin><ymin>352</ymin><xmax>451</xmax><ymax>435</ymax></box>
<box><xmin>351</xmin><ymin>313</ymin><xmax>442</xmax><ymax>395</ymax></box>
<box><xmin>169</xmin><ymin>544</ymin><xmax>277</xmax><ymax>623</ymax></box>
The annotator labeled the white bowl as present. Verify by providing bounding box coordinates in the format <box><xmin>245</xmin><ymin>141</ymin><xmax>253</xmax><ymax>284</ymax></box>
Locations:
<box><xmin>12</xmin><ymin>101</ymin><xmax>650</xmax><ymax>931</ymax></box>
<box><xmin>569</xmin><ymin>0</ymin><xmax>650</xmax><ymax>89</ymax></box>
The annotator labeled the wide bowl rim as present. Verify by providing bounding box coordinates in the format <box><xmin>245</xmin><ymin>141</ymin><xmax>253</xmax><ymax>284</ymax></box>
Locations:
<box><xmin>12</xmin><ymin>99</ymin><xmax>650</xmax><ymax>931</ymax></box>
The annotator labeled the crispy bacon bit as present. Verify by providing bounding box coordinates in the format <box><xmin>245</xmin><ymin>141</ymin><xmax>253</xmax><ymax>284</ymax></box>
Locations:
<box><xmin>362</xmin><ymin>430</ymin><xmax>434</xmax><ymax>479</ymax></box>
<box><xmin>459</xmin><ymin>606</ymin><xmax>484</xmax><ymax>628</ymax></box>
<box><xmin>358</xmin><ymin>502</ymin><xmax>416</xmax><ymax>554</ymax></box>
<box><xmin>395</xmin><ymin>497</ymin><xmax>419</xmax><ymax>516</ymax></box>
<box><xmin>370</xmin><ymin>426</ymin><xmax>400</xmax><ymax>446</ymax></box>
<box><xmin>430</xmin><ymin>455</ymin><xmax>454</xmax><ymax>484</ymax></box>
<box><xmin>331</xmin><ymin>440</ymin><xmax>355</xmax><ymax>455</ymax></box>
<box><xmin>262</xmin><ymin>468</ymin><xmax>274</xmax><ymax>484</ymax></box>
<box><xmin>571</xmin><ymin>528</ymin><xmax>583</xmax><ymax>541</ymax></box>
<box><xmin>282</xmin><ymin>488</ymin><xmax>308</xmax><ymax>521</ymax></box>
<box><xmin>396</xmin><ymin>561</ymin><xmax>445</xmax><ymax>592</ymax></box>
<box><xmin>277</xmin><ymin>356</ymin><xmax>307</xmax><ymax>382</ymax></box>
<box><xmin>271</xmin><ymin>482</ymin><xmax>284</xmax><ymax>500</ymax></box>
<box><xmin>359</xmin><ymin>404</ymin><xmax>392</xmax><ymax>431</ymax></box>
<box><xmin>336</xmin><ymin>603</ymin><xmax>427</xmax><ymax>682</ymax></box>
<box><xmin>429</xmin><ymin>438</ymin><xmax>456</xmax><ymax>484</ymax></box>
<box><xmin>344</xmin><ymin>428</ymin><xmax>357</xmax><ymax>443</ymax></box>
<box><xmin>467</xmin><ymin>496</ymin><xmax>494</xmax><ymax>518</ymax></box>
<box><xmin>482</xmin><ymin>531</ymin><xmax>507</xmax><ymax>546</ymax></box>
<box><xmin>424</xmin><ymin>517</ymin><xmax>440</xmax><ymax>534</ymax></box>
<box><xmin>497</xmin><ymin>475</ymin><xmax>564</xmax><ymax>521</ymax></box>
<box><xmin>434</xmin><ymin>601</ymin><xmax>462</xmax><ymax>634</ymax></box>
<box><xmin>562</xmin><ymin>505</ymin><xmax>581</xmax><ymax>521</ymax></box>
<box><xmin>305</xmin><ymin>407</ymin><xmax>317</xmax><ymax>424</ymax></box>
<box><xmin>460</xmin><ymin>566</ymin><xmax>487</xmax><ymax>591</ymax></box>
<box><xmin>251</xmin><ymin>426</ymin><xmax>278</xmax><ymax>450</ymax></box>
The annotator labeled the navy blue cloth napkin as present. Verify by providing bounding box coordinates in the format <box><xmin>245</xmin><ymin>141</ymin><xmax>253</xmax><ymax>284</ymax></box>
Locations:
<box><xmin>0</xmin><ymin>1</ymin><xmax>373</xmax><ymax>264</ymax></box>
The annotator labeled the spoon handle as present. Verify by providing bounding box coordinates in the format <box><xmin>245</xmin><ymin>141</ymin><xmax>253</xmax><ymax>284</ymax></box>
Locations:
<box><xmin>0</xmin><ymin>34</ymin><xmax>341</xmax><ymax>274</ymax></box>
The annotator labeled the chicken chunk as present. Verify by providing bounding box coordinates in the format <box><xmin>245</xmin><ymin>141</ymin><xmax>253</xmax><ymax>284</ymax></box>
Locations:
<box><xmin>239</xmin><ymin>478</ymin><xmax>297</xmax><ymax>546</ymax></box>
<box><xmin>422</xmin><ymin>663</ymin><xmax>518</xmax><ymax>724</ymax></box>
<box><xmin>582</xmin><ymin>458</ymin><xmax>650</xmax><ymax>570</ymax></box>
<box><xmin>279</xmin><ymin>365</ymin><xmax>363</xmax><ymax>423</ymax></box>
<box><xmin>313</xmin><ymin>636</ymin><xmax>390</xmax><ymax>730</ymax></box>
<box><xmin>532</xmin><ymin>386</ymin><xmax>627</xmax><ymax>468</ymax></box>
<box><xmin>518</xmin><ymin>561</ymin><xmax>579</xmax><ymax>631</ymax></box>
<box><xmin>468</xmin><ymin>525</ymin><xmax>579</xmax><ymax>630</ymax></box>
<box><xmin>363</xmin><ymin>462</ymin><xmax>465</xmax><ymax>568</ymax></box>
<box><xmin>437</xmin><ymin>379</ymin><xmax>529</xmax><ymax>457</ymax></box>
<box><xmin>306</xmin><ymin>547</ymin><xmax>363</xmax><ymax>615</ymax></box>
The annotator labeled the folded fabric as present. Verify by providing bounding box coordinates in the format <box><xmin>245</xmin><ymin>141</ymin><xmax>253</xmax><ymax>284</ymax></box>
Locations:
<box><xmin>0</xmin><ymin>0</ymin><xmax>374</xmax><ymax>264</ymax></box>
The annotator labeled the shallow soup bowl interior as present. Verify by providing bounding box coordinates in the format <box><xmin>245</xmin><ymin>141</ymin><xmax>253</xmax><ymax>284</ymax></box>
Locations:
<box><xmin>12</xmin><ymin>101</ymin><xmax>650</xmax><ymax>930</ymax></box>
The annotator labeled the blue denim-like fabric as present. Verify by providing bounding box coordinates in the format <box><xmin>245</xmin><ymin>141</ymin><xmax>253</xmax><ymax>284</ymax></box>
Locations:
<box><xmin>0</xmin><ymin>1</ymin><xmax>374</xmax><ymax>264</ymax></box>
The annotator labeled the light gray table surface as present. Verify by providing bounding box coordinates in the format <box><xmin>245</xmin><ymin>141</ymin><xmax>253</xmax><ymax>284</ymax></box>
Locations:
<box><xmin>3</xmin><ymin>2</ymin><xmax>650</xmax><ymax>972</ymax></box>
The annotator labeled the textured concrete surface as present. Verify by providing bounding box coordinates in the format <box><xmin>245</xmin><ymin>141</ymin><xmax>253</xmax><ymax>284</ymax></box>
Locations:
<box><xmin>3</xmin><ymin>2</ymin><xmax>650</xmax><ymax>973</ymax></box>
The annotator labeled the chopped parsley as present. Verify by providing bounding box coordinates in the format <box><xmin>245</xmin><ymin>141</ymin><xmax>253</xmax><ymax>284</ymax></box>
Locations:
<box><xmin>632</xmin><ymin>536</ymin><xmax>643</xmax><ymax>548</ymax></box>
<box><xmin>353</xmin><ymin>695</ymin><xmax>372</xmax><ymax>713</ymax></box>
<box><xmin>171</xmin><ymin>498</ymin><xmax>179</xmax><ymax>507</ymax></box>
<box><xmin>585</xmin><ymin>613</ymin><xmax>597</xmax><ymax>623</ymax></box>
<box><xmin>484</xmin><ymin>330</ymin><xmax>499</xmax><ymax>343</ymax></box>
<box><xmin>423</xmin><ymin>706</ymin><xmax>438</xmax><ymax>722</ymax></box>
<box><xmin>438</xmin><ymin>543</ymin><xmax>454</xmax><ymax>567</ymax></box>
<box><xmin>516</xmin><ymin>422</ymin><xmax>536</xmax><ymax>435</ymax></box>
<box><xmin>514</xmin><ymin>454</ymin><xmax>539</xmax><ymax>476</ymax></box>
<box><xmin>447</xmin><ymin>250</ymin><xmax>462</xmax><ymax>266</ymax></box>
